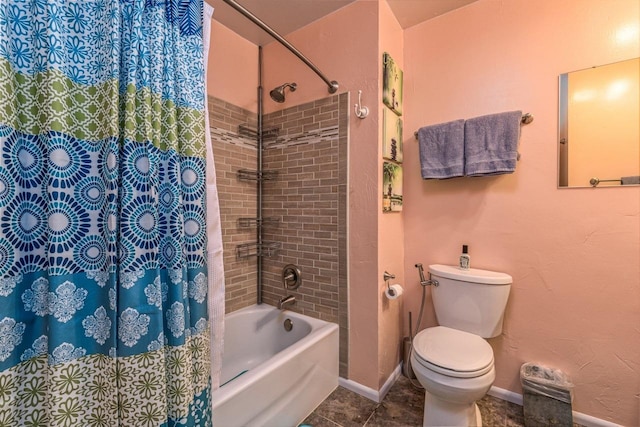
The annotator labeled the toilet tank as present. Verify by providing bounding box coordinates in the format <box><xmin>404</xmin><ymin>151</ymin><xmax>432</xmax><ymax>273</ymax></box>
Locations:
<box><xmin>429</xmin><ymin>264</ymin><xmax>512</xmax><ymax>338</ymax></box>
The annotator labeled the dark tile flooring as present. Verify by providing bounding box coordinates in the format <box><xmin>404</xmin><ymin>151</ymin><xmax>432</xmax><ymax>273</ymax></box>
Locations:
<box><xmin>301</xmin><ymin>375</ymin><xmax>527</xmax><ymax>427</ymax></box>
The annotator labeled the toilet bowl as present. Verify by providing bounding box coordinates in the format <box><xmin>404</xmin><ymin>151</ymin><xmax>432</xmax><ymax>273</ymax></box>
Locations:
<box><xmin>411</xmin><ymin>264</ymin><xmax>512</xmax><ymax>427</ymax></box>
<box><xmin>411</xmin><ymin>326</ymin><xmax>495</xmax><ymax>426</ymax></box>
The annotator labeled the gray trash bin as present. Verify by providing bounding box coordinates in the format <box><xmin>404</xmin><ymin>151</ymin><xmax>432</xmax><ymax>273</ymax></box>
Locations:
<box><xmin>520</xmin><ymin>363</ymin><xmax>574</xmax><ymax>427</ymax></box>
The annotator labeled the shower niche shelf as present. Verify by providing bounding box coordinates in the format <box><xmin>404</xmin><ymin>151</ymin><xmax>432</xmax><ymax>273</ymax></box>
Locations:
<box><xmin>238</xmin><ymin>124</ymin><xmax>279</xmax><ymax>141</ymax></box>
<box><xmin>236</xmin><ymin>241</ymin><xmax>281</xmax><ymax>259</ymax></box>
<box><xmin>237</xmin><ymin>217</ymin><xmax>279</xmax><ymax>228</ymax></box>
<box><xmin>237</xmin><ymin>169</ymin><xmax>278</xmax><ymax>181</ymax></box>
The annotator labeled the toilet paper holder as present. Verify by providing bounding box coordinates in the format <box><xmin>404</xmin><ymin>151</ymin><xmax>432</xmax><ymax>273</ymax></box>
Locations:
<box><xmin>383</xmin><ymin>271</ymin><xmax>396</xmax><ymax>295</ymax></box>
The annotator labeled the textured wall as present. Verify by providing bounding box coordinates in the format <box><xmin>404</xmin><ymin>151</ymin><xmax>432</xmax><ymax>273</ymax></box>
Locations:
<box><xmin>403</xmin><ymin>0</ymin><xmax>639</xmax><ymax>424</ymax></box>
<box><xmin>377</xmin><ymin>0</ymin><xmax>406</xmax><ymax>389</ymax></box>
<box><xmin>262</xmin><ymin>0</ymin><xmax>381</xmax><ymax>389</ymax></box>
<box><xmin>207</xmin><ymin>21</ymin><xmax>258</xmax><ymax>113</ymax></box>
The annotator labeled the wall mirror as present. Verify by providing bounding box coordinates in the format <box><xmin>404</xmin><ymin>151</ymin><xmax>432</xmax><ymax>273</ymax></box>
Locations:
<box><xmin>558</xmin><ymin>57</ymin><xmax>639</xmax><ymax>188</ymax></box>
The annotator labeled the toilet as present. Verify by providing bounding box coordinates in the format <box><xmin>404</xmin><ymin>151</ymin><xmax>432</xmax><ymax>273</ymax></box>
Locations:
<box><xmin>411</xmin><ymin>264</ymin><xmax>511</xmax><ymax>427</ymax></box>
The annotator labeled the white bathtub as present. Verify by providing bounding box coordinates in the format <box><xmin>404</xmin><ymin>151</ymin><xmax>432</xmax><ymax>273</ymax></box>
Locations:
<box><xmin>212</xmin><ymin>304</ymin><xmax>339</xmax><ymax>427</ymax></box>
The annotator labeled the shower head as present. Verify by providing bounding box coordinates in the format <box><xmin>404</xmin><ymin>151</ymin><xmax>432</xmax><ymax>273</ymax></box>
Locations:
<box><xmin>269</xmin><ymin>82</ymin><xmax>297</xmax><ymax>103</ymax></box>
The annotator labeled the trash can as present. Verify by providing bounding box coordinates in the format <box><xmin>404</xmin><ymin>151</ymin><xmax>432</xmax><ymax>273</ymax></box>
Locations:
<box><xmin>520</xmin><ymin>363</ymin><xmax>574</xmax><ymax>427</ymax></box>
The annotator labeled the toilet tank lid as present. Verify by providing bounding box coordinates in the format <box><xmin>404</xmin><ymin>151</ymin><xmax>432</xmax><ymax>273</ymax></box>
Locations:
<box><xmin>429</xmin><ymin>264</ymin><xmax>512</xmax><ymax>285</ymax></box>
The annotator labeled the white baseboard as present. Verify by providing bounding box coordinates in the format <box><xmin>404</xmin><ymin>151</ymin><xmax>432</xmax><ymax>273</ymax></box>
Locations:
<box><xmin>488</xmin><ymin>386</ymin><xmax>622</xmax><ymax>427</ymax></box>
<box><xmin>571</xmin><ymin>412</ymin><xmax>624</xmax><ymax>427</ymax></box>
<box><xmin>338</xmin><ymin>363</ymin><xmax>402</xmax><ymax>404</ymax></box>
<box><xmin>487</xmin><ymin>385</ymin><xmax>523</xmax><ymax>405</ymax></box>
<box><xmin>338</xmin><ymin>376</ymin><xmax>379</xmax><ymax>402</ymax></box>
<box><xmin>339</xmin><ymin>377</ymin><xmax>622</xmax><ymax>427</ymax></box>
<box><xmin>379</xmin><ymin>363</ymin><xmax>403</xmax><ymax>402</ymax></box>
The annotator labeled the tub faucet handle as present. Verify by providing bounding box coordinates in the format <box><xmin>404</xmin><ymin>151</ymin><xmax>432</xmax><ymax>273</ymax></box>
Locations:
<box><xmin>282</xmin><ymin>264</ymin><xmax>302</xmax><ymax>290</ymax></box>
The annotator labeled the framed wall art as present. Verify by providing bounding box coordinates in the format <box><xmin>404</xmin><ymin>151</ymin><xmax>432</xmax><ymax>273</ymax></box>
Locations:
<box><xmin>382</xmin><ymin>52</ymin><xmax>403</xmax><ymax>116</ymax></box>
<box><xmin>383</xmin><ymin>108</ymin><xmax>403</xmax><ymax>163</ymax></box>
<box><xmin>382</xmin><ymin>162</ymin><xmax>403</xmax><ymax>212</ymax></box>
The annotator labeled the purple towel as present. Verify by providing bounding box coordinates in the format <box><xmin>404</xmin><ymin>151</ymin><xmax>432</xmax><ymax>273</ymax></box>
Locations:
<box><xmin>621</xmin><ymin>176</ymin><xmax>640</xmax><ymax>185</ymax></box>
<box><xmin>464</xmin><ymin>111</ymin><xmax>522</xmax><ymax>176</ymax></box>
<box><xmin>417</xmin><ymin>119</ymin><xmax>465</xmax><ymax>179</ymax></box>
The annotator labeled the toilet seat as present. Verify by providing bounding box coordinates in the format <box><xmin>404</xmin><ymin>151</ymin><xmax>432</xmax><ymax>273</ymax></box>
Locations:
<box><xmin>413</xmin><ymin>326</ymin><xmax>494</xmax><ymax>378</ymax></box>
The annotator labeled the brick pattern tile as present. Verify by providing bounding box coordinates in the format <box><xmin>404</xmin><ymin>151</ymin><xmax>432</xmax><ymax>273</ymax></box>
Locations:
<box><xmin>209</xmin><ymin>96</ymin><xmax>259</xmax><ymax>314</ymax></box>
<box><xmin>262</xmin><ymin>93</ymin><xmax>349</xmax><ymax>376</ymax></box>
<box><xmin>208</xmin><ymin>93</ymin><xmax>349</xmax><ymax>375</ymax></box>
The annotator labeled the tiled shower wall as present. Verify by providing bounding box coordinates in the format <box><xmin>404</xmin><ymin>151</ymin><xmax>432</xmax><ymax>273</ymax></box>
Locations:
<box><xmin>209</xmin><ymin>93</ymin><xmax>349</xmax><ymax>377</ymax></box>
<box><xmin>262</xmin><ymin>93</ymin><xmax>349</xmax><ymax>376</ymax></box>
<box><xmin>208</xmin><ymin>97</ymin><xmax>258</xmax><ymax>313</ymax></box>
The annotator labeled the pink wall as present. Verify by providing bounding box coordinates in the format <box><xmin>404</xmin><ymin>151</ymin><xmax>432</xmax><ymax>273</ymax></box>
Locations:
<box><xmin>208</xmin><ymin>0</ymin><xmax>639</xmax><ymax>420</ymax></box>
<box><xmin>377</xmin><ymin>0</ymin><xmax>405</xmax><ymax>388</ymax></box>
<box><xmin>207</xmin><ymin>20</ymin><xmax>258</xmax><ymax>112</ymax></box>
<box><xmin>261</xmin><ymin>0</ymin><xmax>382</xmax><ymax>389</ymax></box>
<box><xmin>261</xmin><ymin>0</ymin><xmax>409</xmax><ymax>389</ymax></box>
<box><xmin>403</xmin><ymin>0</ymin><xmax>639</xmax><ymax>424</ymax></box>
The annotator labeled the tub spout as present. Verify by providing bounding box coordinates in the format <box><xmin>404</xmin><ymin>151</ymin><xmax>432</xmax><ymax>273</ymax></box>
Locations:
<box><xmin>277</xmin><ymin>295</ymin><xmax>296</xmax><ymax>310</ymax></box>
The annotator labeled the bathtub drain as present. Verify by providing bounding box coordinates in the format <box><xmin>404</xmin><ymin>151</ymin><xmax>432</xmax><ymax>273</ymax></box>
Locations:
<box><xmin>284</xmin><ymin>318</ymin><xmax>293</xmax><ymax>331</ymax></box>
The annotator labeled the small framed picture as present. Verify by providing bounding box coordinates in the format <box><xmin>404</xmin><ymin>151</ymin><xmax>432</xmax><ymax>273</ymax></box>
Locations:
<box><xmin>382</xmin><ymin>52</ymin><xmax>403</xmax><ymax>116</ymax></box>
<box><xmin>383</xmin><ymin>162</ymin><xmax>403</xmax><ymax>213</ymax></box>
<box><xmin>383</xmin><ymin>108</ymin><xmax>403</xmax><ymax>163</ymax></box>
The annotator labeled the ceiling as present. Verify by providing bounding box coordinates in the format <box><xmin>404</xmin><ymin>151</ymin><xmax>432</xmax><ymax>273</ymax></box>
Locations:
<box><xmin>207</xmin><ymin>0</ymin><xmax>478</xmax><ymax>46</ymax></box>
<box><xmin>388</xmin><ymin>0</ymin><xmax>478</xmax><ymax>29</ymax></box>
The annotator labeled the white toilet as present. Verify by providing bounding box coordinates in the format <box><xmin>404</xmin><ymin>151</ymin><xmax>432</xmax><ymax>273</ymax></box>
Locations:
<box><xmin>410</xmin><ymin>264</ymin><xmax>511</xmax><ymax>427</ymax></box>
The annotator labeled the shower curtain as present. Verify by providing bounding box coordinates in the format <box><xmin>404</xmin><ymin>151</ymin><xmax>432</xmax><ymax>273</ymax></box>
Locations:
<box><xmin>202</xmin><ymin>3</ymin><xmax>226</xmax><ymax>393</ymax></box>
<box><xmin>0</xmin><ymin>1</ymin><xmax>213</xmax><ymax>425</ymax></box>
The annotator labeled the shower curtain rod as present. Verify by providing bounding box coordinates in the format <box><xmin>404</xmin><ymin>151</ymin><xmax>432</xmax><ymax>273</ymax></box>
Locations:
<box><xmin>221</xmin><ymin>0</ymin><xmax>339</xmax><ymax>94</ymax></box>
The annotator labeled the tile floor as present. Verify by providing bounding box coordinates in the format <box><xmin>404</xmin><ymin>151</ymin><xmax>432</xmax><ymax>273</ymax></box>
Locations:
<box><xmin>301</xmin><ymin>375</ymin><xmax>551</xmax><ymax>427</ymax></box>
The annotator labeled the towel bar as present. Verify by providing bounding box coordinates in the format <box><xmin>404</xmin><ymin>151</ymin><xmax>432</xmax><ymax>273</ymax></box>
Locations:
<box><xmin>414</xmin><ymin>112</ymin><xmax>533</xmax><ymax>139</ymax></box>
<box><xmin>521</xmin><ymin>113</ymin><xmax>533</xmax><ymax>124</ymax></box>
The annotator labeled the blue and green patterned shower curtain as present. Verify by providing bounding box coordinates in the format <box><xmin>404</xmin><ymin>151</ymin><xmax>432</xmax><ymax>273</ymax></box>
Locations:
<box><xmin>0</xmin><ymin>1</ymin><xmax>212</xmax><ymax>425</ymax></box>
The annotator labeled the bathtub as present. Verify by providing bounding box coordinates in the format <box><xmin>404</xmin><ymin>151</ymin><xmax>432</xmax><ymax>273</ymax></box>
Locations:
<box><xmin>212</xmin><ymin>304</ymin><xmax>339</xmax><ymax>427</ymax></box>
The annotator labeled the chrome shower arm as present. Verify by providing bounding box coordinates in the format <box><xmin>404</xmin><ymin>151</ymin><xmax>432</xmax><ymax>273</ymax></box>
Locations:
<box><xmin>221</xmin><ymin>0</ymin><xmax>339</xmax><ymax>94</ymax></box>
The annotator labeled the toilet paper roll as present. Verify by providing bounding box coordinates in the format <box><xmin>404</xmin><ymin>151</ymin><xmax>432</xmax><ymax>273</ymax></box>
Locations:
<box><xmin>385</xmin><ymin>284</ymin><xmax>403</xmax><ymax>300</ymax></box>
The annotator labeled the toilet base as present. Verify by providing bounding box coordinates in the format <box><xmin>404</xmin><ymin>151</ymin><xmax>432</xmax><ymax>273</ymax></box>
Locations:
<box><xmin>423</xmin><ymin>390</ymin><xmax>482</xmax><ymax>427</ymax></box>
